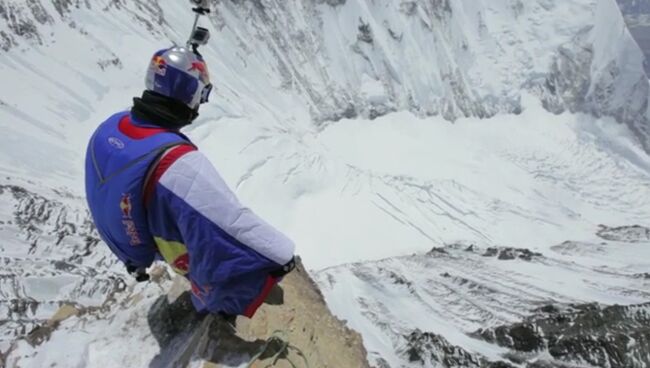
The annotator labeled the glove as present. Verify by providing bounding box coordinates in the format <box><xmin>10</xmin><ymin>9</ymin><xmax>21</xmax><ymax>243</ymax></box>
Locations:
<box><xmin>126</xmin><ymin>264</ymin><xmax>150</xmax><ymax>282</ymax></box>
<box><xmin>269</xmin><ymin>256</ymin><xmax>296</xmax><ymax>278</ymax></box>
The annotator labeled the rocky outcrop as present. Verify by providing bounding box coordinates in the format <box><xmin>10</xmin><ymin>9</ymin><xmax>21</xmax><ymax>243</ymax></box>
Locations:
<box><xmin>237</xmin><ymin>261</ymin><xmax>370</xmax><ymax>368</ymax></box>
<box><xmin>0</xmin><ymin>183</ymin><xmax>120</xmax><ymax>353</ymax></box>
<box><xmin>481</xmin><ymin>247</ymin><xmax>543</xmax><ymax>261</ymax></box>
<box><xmin>400</xmin><ymin>329</ymin><xmax>483</xmax><ymax>367</ymax></box>
<box><xmin>474</xmin><ymin>303</ymin><xmax>650</xmax><ymax>368</ymax></box>
<box><xmin>596</xmin><ymin>224</ymin><xmax>650</xmax><ymax>242</ymax></box>
<box><xmin>144</xmin><ymin>260</ymin><xmax>370</xmax><ymax>368</ymax></box>
<box><xmin>318</xmin><ymin>240</ymin><xmax>650</xmax><ymax>368</ymax></box>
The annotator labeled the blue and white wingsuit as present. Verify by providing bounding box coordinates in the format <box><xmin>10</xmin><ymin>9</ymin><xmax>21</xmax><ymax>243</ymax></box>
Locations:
<box><xmin>85</xmin><ymin>112</ymin><xmax>295</xmax><ymax>317</ymax></box>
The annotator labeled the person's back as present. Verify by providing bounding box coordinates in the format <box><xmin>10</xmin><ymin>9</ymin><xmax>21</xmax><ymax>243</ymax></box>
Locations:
<box><xmin>85</xmin><ymin>46</ymin><xmax>295</xmax><ymax>318</ymax></box>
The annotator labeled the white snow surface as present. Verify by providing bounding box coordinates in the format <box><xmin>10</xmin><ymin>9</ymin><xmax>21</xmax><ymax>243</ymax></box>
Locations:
<box><xmin>0</xmin><ymin>0</ymin><xmax>649</xmax><ymax>367</ymax></box>
<box><xmin>202</xmin><ymin>97</ymin><xmax>650</xmax><ymax>268</ymax></box>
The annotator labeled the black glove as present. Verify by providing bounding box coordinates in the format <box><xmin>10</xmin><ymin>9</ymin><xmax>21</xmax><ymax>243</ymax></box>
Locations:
<box><xmin>126</xmin><ymin>264</ymin><xmax>150</xmax><ymax>282</ymax></box>
<box><xmin>270</xmin><ymin>256</ymin><xmax>296</xmax><ymax>278</ymax></box>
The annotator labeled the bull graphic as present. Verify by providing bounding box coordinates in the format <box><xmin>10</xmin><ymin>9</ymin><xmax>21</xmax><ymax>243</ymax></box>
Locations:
<box><xmin>120</xmin><ymin>194</ymin><xmax>133</xmax><ymax>219</ymax></box>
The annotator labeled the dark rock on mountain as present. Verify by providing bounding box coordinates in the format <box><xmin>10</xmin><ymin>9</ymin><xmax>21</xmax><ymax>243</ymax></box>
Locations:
<box><xmin>482</xmin><ymin>247</ymin><xmax>543</xmax><ymax>261</ymax></box>
<box><xmin>596</xmin><ymin>224</ymin><xmax>650</xmax><ymax>242</ymax></box>
<box><xmin>401</xmin><ymin>329</ymin><xmax>481</xmax><ymax>367</ymax></box>
<box><xmin>474</xmin><ymin>302</ymin><xmax>650</xmax><ymax>368</ymax></box>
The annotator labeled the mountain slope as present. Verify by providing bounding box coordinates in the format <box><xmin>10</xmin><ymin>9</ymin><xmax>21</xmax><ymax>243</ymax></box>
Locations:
<box><xmin>617</xmin><ymin>0</ymin><xmax>650</xmax><ymax>74</ymax></box>
<box><xmin>0</xmin><ymin>180</ymin><xmax>369</xmax><ymax>367</ymax></box>
<box><xmin>1</xmin><ymin>0</ymin><xmax>650</xmax><ymax>367</ymax></box>
<box><xmin>6</xmin><ymin>0</ymin><xmax>649</xmax><ymax>268</ymax></box>
<box><xmin>316</xmin><ymin>235</ymin><xmax>650</xmax><ymax>367</ymax></box>
<box><xmin>1</xmin><ymin>0</ymin><xmax>649</xmax><ymax>173</ymax></box>
<box><xmin>618</xmin><ymin>0</ymin><xmax>650</xmax><ymax>14</ymax></box>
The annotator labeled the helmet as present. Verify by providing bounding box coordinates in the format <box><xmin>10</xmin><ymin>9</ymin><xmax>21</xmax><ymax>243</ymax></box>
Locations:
<box><xmin>145</xmin><ymin>46</ymin><xmax>213</xmax><ymax>110</ymax></box>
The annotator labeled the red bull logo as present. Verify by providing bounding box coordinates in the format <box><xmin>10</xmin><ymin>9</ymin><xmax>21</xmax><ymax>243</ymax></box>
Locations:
<box><xmin>152</xmin><ymin>56</ymin><xmax>167</xmax><ymax>76</ymax></box>
<box><xmin>122</xmin><ymin>219</ymin><xmax>143</xmax><ymax>246</ymax></box>
<box><xmin>188</xmin><ymin>61</ymin><xmax>210</xmax><ymax>84</ymax></box>
<box><xmin>191</xmin><ymin>281</ymin><xmax>212</xmax><ymax>304</ymax></box>
<box><xmin>120</xmin><ymin>193</ymin><xmax>142</xmax><ymax>246</ymax></box>
<box><xmin>172</xmin><ymin>253</ymin><xmax>190</xmax><ymax>273</ymax></box>
<box><xmin>120</xmin><ymin>194</ymin><xmax>133</xmax><ymax>219</ymax></box>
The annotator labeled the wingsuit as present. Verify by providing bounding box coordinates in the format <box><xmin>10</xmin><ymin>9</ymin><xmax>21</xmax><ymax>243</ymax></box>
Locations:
<box><xmin>85</xmin><ymin>46</ymin><xmax>296</xmax><ymax>317</ymax></box>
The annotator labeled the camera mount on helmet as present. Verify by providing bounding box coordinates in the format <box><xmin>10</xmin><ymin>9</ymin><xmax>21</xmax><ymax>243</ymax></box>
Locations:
<box><xmin>190</xmin><ymin>0</ymin><xmax>210</xmax><ymax>14</ymax></box>
<box><xmin>187</xmin><ymin>0</ymin><xmax>211</xmax><ymax>55</ymax></box>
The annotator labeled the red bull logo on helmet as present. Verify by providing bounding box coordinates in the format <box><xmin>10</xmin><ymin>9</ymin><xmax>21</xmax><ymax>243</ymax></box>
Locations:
<box><xmin>188</xmin><ymin>61</ymin><xmax>210</xmax><ymax>84</ymax></box>
<box><xmin>152</xmin><ymin>56</ymin><xmax>167</xmax><ymax>76</ymax></box>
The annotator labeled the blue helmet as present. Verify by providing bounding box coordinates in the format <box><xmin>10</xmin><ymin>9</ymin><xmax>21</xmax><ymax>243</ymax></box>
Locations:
<box><xmin>145</xmin><ymin>46</ymin><xmax>213</xmax><ymax>109</ymax></box>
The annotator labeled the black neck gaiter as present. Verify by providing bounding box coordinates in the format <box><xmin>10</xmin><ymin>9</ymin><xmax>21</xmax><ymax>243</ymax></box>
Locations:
<box><xmin>131</xmin><ymin>91</ymin><xmax>198</xmax><ymax>130</ymax></box>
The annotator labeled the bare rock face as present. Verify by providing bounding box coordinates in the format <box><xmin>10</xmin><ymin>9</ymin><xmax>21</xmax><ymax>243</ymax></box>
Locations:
<box><xmin>481</xmin><ymin>247</ymin><xmax>543</xmax><ymax>261</ymax></box>
<box><xmin>318</xmin><ymin>240</ymin><xmax>650</xmax><ymax>368</ymax></box>
<box><xmin>400</xmin><ymin>329</ymin><xmax>482</xmax><ymax>367</ymax></box>
<box><xmin>146</xmin><ymin>259</ymin><xmax>370</xmax><ymax>368</ymax></box>
<box><xmin>395</xmin><ymin>308</ymin><xmax>648</xmax><ymax>368</ymax></box>
<box><xmin>236</xmin><ymin>261</ymin><xmax>370</xmax><ymax>368</ymax></box>
<box><xmin>596</xmin><ymin>224</ymin><xmax>650</xmax><ymax>242</ymax></box>
<box><xmin>474</xmin><ymin>303</ymin><xmax>650</xmax><ymax>368</ymax></box>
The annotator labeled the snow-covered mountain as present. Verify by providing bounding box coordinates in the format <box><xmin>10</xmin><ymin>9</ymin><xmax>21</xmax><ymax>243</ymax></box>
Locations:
<box><xmin>1</xmin><ymin>0</ymin><xmax>650</xmax><ymax>171</ymax></box>
<box><xmin>317</xmin><ymin>234</ymin><xmax>650</xmax><ymax>367</ymax></box>
<box><xmin>618</xmin><ymin>0</ymin><xmax>650</xmax><ymax>14</ymax></box>
<box><xmin>1</xmin><ymin>0</ymin><xmax>650</xmax><ymax>367</ymax></box>
<box><xmin>617</xmin><ymin>0</ymin><xmax>650</xmax><ymax>74</ymax></box>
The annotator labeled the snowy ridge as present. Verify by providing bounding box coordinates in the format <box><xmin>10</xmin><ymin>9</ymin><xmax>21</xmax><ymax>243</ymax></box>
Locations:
<box><xmin>0</xmin><ymin>178</ymin><xmax>122</xmax><ymax>354</ymax></box>
<box><xmin>316</xmin><ymin>238</ymin><xmax>650</xmax><ymax>367</ymax></box>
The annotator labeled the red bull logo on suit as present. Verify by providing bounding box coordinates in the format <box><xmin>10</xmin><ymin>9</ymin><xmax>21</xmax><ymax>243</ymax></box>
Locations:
<box><xmin>119</xmin><ymin>194</ymin><xmax>142</xmax><ymax>246</ymax></box>
<box><xmin>120</xmin><ymin>193</ymin><xmax>133</xmax><ymax>218</ymax></box>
